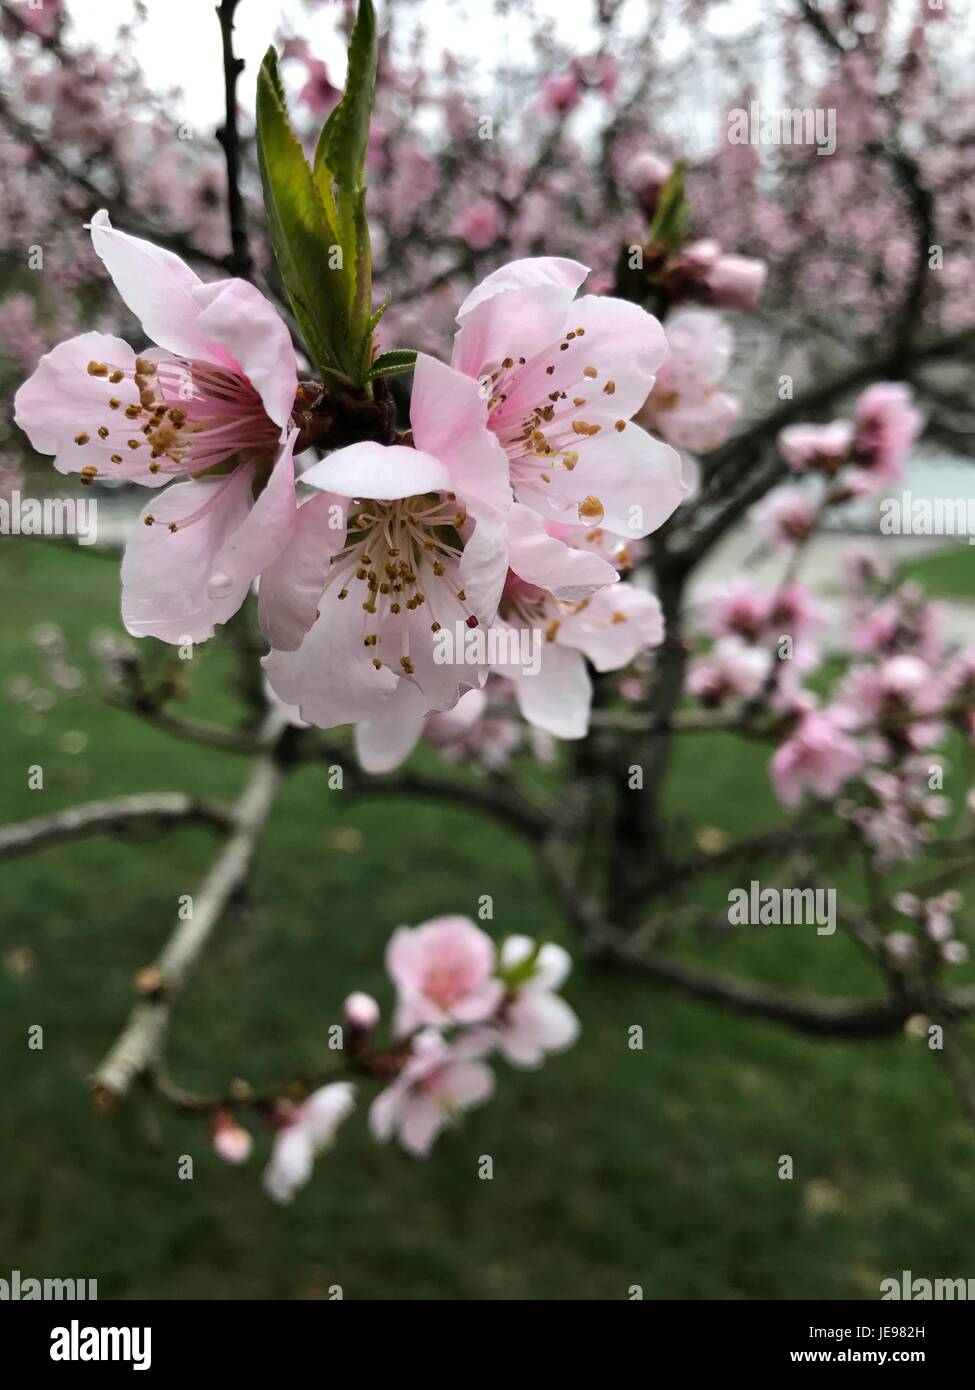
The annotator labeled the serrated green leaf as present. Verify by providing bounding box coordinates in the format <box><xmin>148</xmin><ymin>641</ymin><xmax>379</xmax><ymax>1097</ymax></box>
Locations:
<box><xmin>315</xmin><ymin>0</ymin><xmax>378</xmax><ymax>191</ymax></box>
<box><xmin>256</xmin><ymin>47</ymin><xmax>355</xmax><ymax>381</ymax></box>
<box><xmin>313</xmin><ymin>0</ymin><xmax>379</xmax><ymax>372</ymax></box>
<box><xmin>368</xmin><ymin>348</ymin><xmax>418</xmax><ymax>380</ymax></box>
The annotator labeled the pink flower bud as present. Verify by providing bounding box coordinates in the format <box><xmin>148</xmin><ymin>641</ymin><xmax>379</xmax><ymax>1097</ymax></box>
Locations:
<box><xmin>704</xmin><ymin>254</ymin><xmax>766</xmax><ymax>312</ymax></box>
<box><xmin>885</xmin><ymin>932</ymin><xmax>916</xmax><ymax>964</ymax></box>
<box><xmin>540</xmin><ymin>72</ymin><xmax>582</xmax><ymax>114</ymax></box>
<box><xmin>343</xmin><ymin>991</ymin><xmax>380</xmax><ymax>1033</ymax></box>
<box><xmin>626</xmin><ymin>151</ymin><xmax>672</xmax><ymax>212</ymax></box>
<box><xmin>942</xmin><ymin>941</ymin><xmax>969</xmax><ymax>966</ymax></box>
<box><xmin>212</xmin><ymin>1111</ymin><xmax>252</xmax><ymax>1165</ymax></box>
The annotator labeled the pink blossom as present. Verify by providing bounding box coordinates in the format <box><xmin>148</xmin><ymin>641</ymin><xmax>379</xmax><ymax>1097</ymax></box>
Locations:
<box><xmin>263</xmin><ymin>1083</ymin><xmax>356</xmax><ymax>1204</ymax></box>
<box><xmin>778</xmin><ymin>420</ymin><xmax>854</xmax><ymax>473</ymax></box>
<box><xmin>701</xmin><ymin>577</ymin><xmax>773</xmax><ymax>642</ymax></box>
<box><xmin>386</xmin><ymin>916</ymin><xmax>503</xmax><ymax>1035</ymax></box>
<box><xmin>681</xmin><ymin>242</ymin><xmax>765</xmax><ymax>312</ymax></box>
<box><xmin>766</xmin><ymin>583</ymin><xmax>827</xmax><ymax>644</ymax></box>
<box><xmin>422</xmin><ymin>686</ymin><xmax>521</xmax><ymax>770</ymax></box>
<box><xmin>491</xmin><ymin>573</ymin><xmax>665</xmax><ymax>739</ymax></box>
<box><xmin>490</xmin><ymin>936</ymin><xmax>580</xmax><ymax>1067</ymax></box>
<box><xmin>848</xmin><ymin>382</ymin><xmax>921</xmax><ymax>488</ymax></box>
<box><xmin>689</xmin><ymin>638</ymin><xmax>771</xmax><ymax>705</ymax></box>
<box><xmin>770</xmin><ymin>704</ymin><xmax>863</xmax><ymax>808</ymax></box>
<box><xmin>544</xmin><ymin>520</ymin><xmax>649</xmax><ymax>573</ymax></box>
<box><xmin>0</xmin><ymin>293</ymin><xmax>48</xmax><ymax>374</ymax></box>
<box><xmin>15</xmin><ymin>212</ymin><xmax>301</xmax><ymax>645</ymax></box>
<box><xmin>625</xmin><ymin>150</ymin><xmax>672</xmax><ymax>212</ymax></box>
<box><xmin>836</xmin><ymin>655</ymin><xmax>944</xmax><ymax>736</ymax></box>
<box><xmin>212</xmin><ymin>1111</ymin><xmax>253</xmax><ymax>1165</ymax></box>
<box><xmin>298</xmin><ymin>58</ymin><xmax>340</xmax><ymax>116</ymax></box>
<box><xmin>750</xmin><ymin>486</ymin><xmax>819</xmax><ymax>547</ymax></box>
<box><xmin>453</xmin><ymin>200</ymin><xmax>502</xmax><ymax>250</ymax></box>
<box><xmin>451</xmin><ymin>257</ymin><xmax>686</xmax><ymax>597</ymax></box>
<box><xmin>703</xmin><ymin>253</ymin><xmax>767</xmax><ymax>312</ymax></box>
<box><xmin>637</xmin><ymin>308</ymin><xmax>738</xmax><ymax>454</ymax></box>
<box><xmin>262</xmin><ymin>354</ymin><xmax>510</xmax><ymax>740</ymax></box>
<box><xmin>369</xmin><ymin>1031</ymin><xmax>494</xmax><ymax>1157</ymax></box>
<box><xmin>540</xmin><ymin>72</ymin><xmax>582</xmax><ymax>114</ymax></box>
<box><xmin>343</xmin><ymin>991</ymin><xmax>381</xmax><ymax>1033</ymax></box>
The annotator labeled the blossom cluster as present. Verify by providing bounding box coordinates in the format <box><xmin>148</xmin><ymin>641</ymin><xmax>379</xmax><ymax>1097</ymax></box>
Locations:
<box><xmin>15</xmin><ymin>218</ymin><xmax>689</xmax><ymax>761</ymax></box>
<box><xmin>688</xmin><ymin>538</ymin><xmax>975</xmax><ymax>870</ymax></box>
<box><xmin>208</xmin><ymin>916</ymin><xmax>579</xmax><ymax>1203</ymax></box>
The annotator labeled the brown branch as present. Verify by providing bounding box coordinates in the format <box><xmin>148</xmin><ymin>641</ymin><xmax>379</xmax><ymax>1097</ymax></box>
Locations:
<box><xmin>0</xmin><ymin>793</ymin><xmax>232</xmax><ymax>862</ymax></box>
<box><xmin>540</xmin><ymin>834</ymin><xmax>975</xmax><ymax>1040</ymax></box>
<box><xmin>90</xmin><ymin>711</ymin><xmax>292</xmax><ymax>1107</ymax></box>
<box><xmin>215</xmin><ymin>0</ymin><xmax>252</xmax><ymax>279</ymax></box>
<box><xmin>307</xmin><ymin>739</ymin><xmax>552</xmax><ymax>841</ymax></box>
<box><xmin>110</xmin><ymin>697</ymin><xmax>270</xmax><ymax>756</ymax></box>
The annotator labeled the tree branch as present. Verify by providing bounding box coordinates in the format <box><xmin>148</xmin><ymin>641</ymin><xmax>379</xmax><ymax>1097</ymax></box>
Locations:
<box><xmin>0</xmin><ymin>794</ymin><xmax>232</xmax><ymax>862</ymax></box>
<box><xmin>90</xmin><ymin>711</ymin><xmax>292</xmax><ymax>1107</ymax></box>
<box><xmin>215</xmin><ymin>0</ymin><xmax>252</xmax><ymax>279</ymax></box>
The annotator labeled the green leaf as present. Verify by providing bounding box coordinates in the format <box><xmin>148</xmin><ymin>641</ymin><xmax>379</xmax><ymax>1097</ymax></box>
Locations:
<box><xmin>313</xmin><ymin>0</ymin><xmax>379</xmax><ymax>365</ymax></box>
<box><xmin>368</xmin><ymin>348</ymin><xmax>418</xmax><ymax>380</ymax></box>
<box><xmin>255</xmin><ymin>47</ymin><xmax>354</xmax><ymax>380</ymax></box>
<box><xmin>648</xmin><ymin>160</ymin><xmax>689</xmax><ymax>251</ymax></box>
<box><xmin>315</xmin><ymin>0</ymin><xmax>378</xmax><ymax>191</ymax></box>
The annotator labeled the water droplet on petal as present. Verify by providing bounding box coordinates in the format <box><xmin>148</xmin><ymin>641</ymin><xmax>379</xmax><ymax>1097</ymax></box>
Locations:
<box><xmin>207</xmin><ymin>571</ymin><xmax>233</xmax><ymax>599</ymax></box>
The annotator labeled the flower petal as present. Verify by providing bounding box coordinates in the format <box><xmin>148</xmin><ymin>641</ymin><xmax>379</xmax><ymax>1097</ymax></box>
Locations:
<box><xmin>300</xmin><ymin>442</ymin><xmax>451</xmax><ymax>499</ymax></box>
<box><xmin>556</xmin><ymin>583</ymin><xmax>664</xmax><ymax>671</ymax></box>
<box><xmin>453</xmin><ymin>258</ymin><xmax>590</xmax><ymax>379</ymax></box>
<box><xmin>410</xmin><ymin>353</ymin><xmax>511</xmax><ymax>513</ymax></box>
<box><xmin>210</xmin><ymin>434</ymin><xmax>299</xmax><ymax>602</ymax></box>
<box><xmin>258</xmin><ymin>490</ymin><xmax>346</xmax><ymax>651</ymax></box>
<box><xmin>88</xmin><ymin>210</ymin><xmax>230</xmax><ymax>365</ymax></box>
<box><xmin>500</xmin><ymin>639</ymin><xmax>591</xmax><ymax>739</ymax></box>
<box><xmin>507</xmin><ymin>502</ymin><xmax>617</xmax><ymax>599</ymax></box>
<box><xmin>120</xmin><ymin>467</ymin><xmax>257</xmax><ymax>643</ymax></box>
<box><xmin>526</xmin><ymin>422</ymin><xmax>686</xmax><ymax>539</ymax></box>
<box><xmin>191</xmin><ymin>278</ymin><xmax>298</xmax><ymax>428</ymax></box>
<box><xmin>457</xmin><ymin>507</ymin><xmax>510</xmax><ymax>623</ymax></box>
<box><xmin>263</xmin><ymin>596</ymin><xmax>398</xmax><ymax>728</ymax></box>
<box><xmin>492</xmin><ymin>292</ymin><xmax>668</xmax><ymax>429</ymax></box>
<box><xmin>14</xmin><ymin>331</ymin><xmax>173</xmax><ymax>486</ymax></box>
<box><xmin>354</xmin><ymin>680</ymin><xmax>427</xmax><ymax>773</ymax></box>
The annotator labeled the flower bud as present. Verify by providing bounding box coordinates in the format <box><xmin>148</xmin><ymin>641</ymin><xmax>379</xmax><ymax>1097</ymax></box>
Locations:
<box><xmin>343</xmin><ymin>991</ymin><xmax>380</xmax><ymax>1034</ymax></box>
<box><xmin>212</xmin><ymin>1110</ymin><xmax>252</xmax><ymax>1165</ymax></box>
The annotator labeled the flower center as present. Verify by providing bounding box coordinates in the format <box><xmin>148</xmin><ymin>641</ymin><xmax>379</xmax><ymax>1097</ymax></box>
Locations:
<box><xmin>324</xmin><ymin>493</ymin><xmax>479</xmax><ymax>676</ymax></box>
<box><xmin>76</xmin><ymin>354</ymin><xmax>279</xmax><ymax>486</ymax></box>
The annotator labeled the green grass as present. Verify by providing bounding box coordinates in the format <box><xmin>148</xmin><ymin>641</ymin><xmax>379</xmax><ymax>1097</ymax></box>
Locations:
<box><xmin>897</xmin><ymin>544</ymin><xmax>975</xmax><ymax>601</ymax></box>
<box><xmin>2</xmin><ymin>537</ymin><xmax>975</xmax><ymax>1300</ymax></box>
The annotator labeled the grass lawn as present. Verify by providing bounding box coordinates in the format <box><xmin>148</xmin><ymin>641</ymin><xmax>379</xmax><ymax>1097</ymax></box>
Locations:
<box><xmin>897</xmin><ymin>544</ymin><xmax>975</xmax><ymax>601</ymax></box>
<box><xmin>2</xmin><ymin>536</ymin><xmax>975</xmax><ymax>1300</ymax></box>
